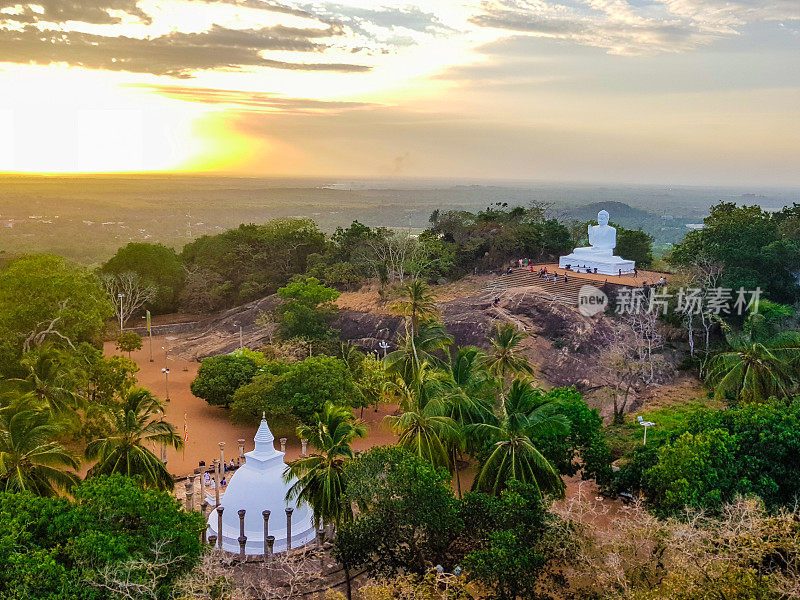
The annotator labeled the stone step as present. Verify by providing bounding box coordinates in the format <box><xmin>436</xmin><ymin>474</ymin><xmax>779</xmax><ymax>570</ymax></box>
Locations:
<box><xmin>485</xmin><ymin>270</ymin><xmax>628</xmax><ymax>306</ymax></box>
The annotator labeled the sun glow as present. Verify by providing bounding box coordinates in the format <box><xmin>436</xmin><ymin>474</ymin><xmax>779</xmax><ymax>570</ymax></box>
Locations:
<box><xmin>0</xmin><ymin>66</ymin><xmax>220</xmax><ymax>173</ymax></box>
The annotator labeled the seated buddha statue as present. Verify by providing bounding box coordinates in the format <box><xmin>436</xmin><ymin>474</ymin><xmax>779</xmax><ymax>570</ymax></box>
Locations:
<box><xmin>572</xmin><ymin>210</ymin><xmax>616</xmax><ymax>257</ymax></box>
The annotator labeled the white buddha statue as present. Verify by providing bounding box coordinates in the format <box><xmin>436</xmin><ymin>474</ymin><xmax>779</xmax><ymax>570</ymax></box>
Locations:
<box><xmin>558</xmin><ymin>208</ymin><xmax>635</xmax><ymax>275</ymax></box>
<box><xmin>574</xmin><ymin>210</ymin><xmax>615</xmax><ymax>257</ymax></box>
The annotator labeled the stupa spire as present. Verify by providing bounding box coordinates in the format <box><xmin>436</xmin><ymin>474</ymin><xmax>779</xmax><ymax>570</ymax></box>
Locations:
<box><xmin>253</xmin><ymin>413</ymin><xmax>276</xmax><ymax>454</ymax></box>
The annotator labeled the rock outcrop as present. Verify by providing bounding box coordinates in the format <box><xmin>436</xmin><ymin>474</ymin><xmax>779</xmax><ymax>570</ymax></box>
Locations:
<box><xmin>164</xmin><ymin>285</ymin><xmax>615</xmax><ymax>392</ymax></box>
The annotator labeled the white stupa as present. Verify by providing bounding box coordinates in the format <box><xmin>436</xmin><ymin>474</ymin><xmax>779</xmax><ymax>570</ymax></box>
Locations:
<box><xmin>206</xmin><ymin>415</ymin><xmax>316</xmax><ymax>554</ymax></box>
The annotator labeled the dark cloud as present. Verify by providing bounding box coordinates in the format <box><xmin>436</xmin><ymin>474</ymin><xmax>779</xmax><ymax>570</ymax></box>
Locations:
<box><xmin>0</xmin><ymin>24</ymin><xmax>369</xmax><ymax>77</ymax></box>
<box><xmin>137</xmin><ymin>84</ymin><xmax>377</xmax><ymax>112</ymax></box>
<box><xmin>0</xmin><ymin>0</ymin><xmax>151</xmax><ymax>25</ymax></box>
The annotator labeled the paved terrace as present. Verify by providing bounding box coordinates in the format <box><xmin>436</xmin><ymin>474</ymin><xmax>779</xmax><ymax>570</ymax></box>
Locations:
<box><xmin>485</xmin><ymin>263</ymin><xmax>669</xmax><ymax>306</ymax></box>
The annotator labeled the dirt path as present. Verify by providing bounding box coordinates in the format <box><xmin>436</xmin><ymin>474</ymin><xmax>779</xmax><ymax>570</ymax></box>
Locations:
<box><xmin>104</xmin><ymin>335</ymin><xmax>399</xmax><ymax>478</ymax></box>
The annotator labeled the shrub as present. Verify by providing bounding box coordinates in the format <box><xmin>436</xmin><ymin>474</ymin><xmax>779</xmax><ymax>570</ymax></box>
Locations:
<box><xmin>230</xmin><ymin>355</ymin><xmax>357</xmax><ymax>424</ymax></box>
<box><xmin>190</xmin><ymin>353</ymin><xmax>259</xmax><ymax>407</ymax></box>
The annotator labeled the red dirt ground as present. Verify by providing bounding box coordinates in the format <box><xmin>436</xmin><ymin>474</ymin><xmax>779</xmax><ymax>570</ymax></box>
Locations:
<box><xmin>103</xmin><ymin>335</ymin><xmax>399</xmax><ymax>478</ymax></box>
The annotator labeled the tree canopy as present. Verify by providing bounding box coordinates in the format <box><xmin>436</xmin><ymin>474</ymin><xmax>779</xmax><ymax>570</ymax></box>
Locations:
<box><xmin>100</xmin><ymin>242</ymin><xmax>184</xmax><ymax>313</ymax></box>
<box><xmin>181</xmin><ymin>219</ymin><xmax>325</xmax><ymax>306</ymax></box>
<box><xmin>0</xmin><ymin>475</ymin><xmax>204</xmax><ymax>599</ymax></box>
<box><xmin>0</xmin><ymin>255</ymin><xmax>113</xmax><ymax>375</ymax></box>
<box><xmin>230</xmin><ymin>355</ymin><xmax>357</xmax><ymax>424</ymax></box>
<box><xmin>190</xmin><ymin>353</ymin><xmax>260</xmax><ymax>408</ymax></box>
<box><xmin>669</xmin><ymin>202</ymin><xmax>800</xmax><ymax>303</ymax></box>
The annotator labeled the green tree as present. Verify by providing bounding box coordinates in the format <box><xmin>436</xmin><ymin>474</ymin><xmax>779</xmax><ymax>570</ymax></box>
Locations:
<box><xmin>339</xmin><ymin>346</ymin><xmax>387</xmax><ymax>417</ymax></box>
<box><xmin>483</xmin><ymin>322</ymin><xmax>534</xmax><ymax>381</ymax></box>
<box><xmin>384</xmin><ymin>321</ymin><xmax>453</xmax><ymax>385</ymax></box>
<box><xmin>404</xmin><ymin>234</ymin><xmax>456</xmax><ymax>281</ymax></box>
<box><xmin>13</xmin><ymin>347</ymin><xmax>81</xmax><ymax>417</ymax></box>
<box><xmin>275</xmin><ymin>276</ymin><xmax>340</xmax><ymax>340</ymax></box>
<box><xmin>391</xmin><ymin>279</ymin><xmax>440</xmax><ymax>337</ymax></box>
<box><xmin>644</xmin><ymin>429</ymin><xmax>739</xmax><ymax>516</ymax></box>
<box><xmin>231</xmin><ymin>355</ymin><xmax>357</xmax><ymax>424</ymax></box>
<box><xmin>85</xmin><ymin>388</ymin><xmax>183</xmax><ymax>490</ymax></box>
<box><xmin>0</xmin><ymin>474</ymin><xmax>205</xmax><ymax>599</ymax></box>
<box><xmin>115</xmin><ymin>330</ymin><xmax>142</xmax><ymax>358</ymax></box>
<box><xmin>335</xmin><ymin>447</ymin><xmax>461</xmax><ymax>577</ymax></box>
<box><xmin>428</xmin><ymin>205</ymin><xmax>571</xmax><ymax>276</ymax></box>
<box><xmin>444</xmin><ymin>346</ymin><xmax>496</xmax><ymax>496</ymax></box>
<box><xmin>0</xmin><ymin>398</ymin><xmax>80</xmax><ymax>497</ymax></box>
<box><xmin>681</xmin><ymin>399</ymin><xmax>800</xmax><ymax>509</ymax></box>
<box><xmin>669</xmin><ymin>202</ymin><xmax>800</xmax><ymax>303</ymax></box>
<box><xmin>483</xmin><ymin>322</ymin><xmax>534</xmax><ymax>416</ymax></box>
<box><xmin>190</xmin><ymin>353</ymin><xmax>259</xmax><ymax>407</ymax></box>
<box><xmin>529</xmin><ymin>387</ymin><xmax>612</xmax><ymax>484</ymax></box>
<box><xmin>384</xmin><ymin>361</ymin><xmax>460</xmax><ymax>470</ymax></box>
<box><xmin>707</xmin><ymin>314</ymin><xmax>800</xmax><ymax>402</ymax></box>
<box><xmin>471</xmin><ymin>379</ymin><xmax>566</xmax><ymax>498</ymax></box>
<box><xmin>615</xmin><ymin>226</ymin><xmax>654</xmax><ymax>267</ymax></box>
<box><xmin>283</xmin><ymin>402</ymin><xmax>366</xmax><ymax>529</ymax></box>
<box><xmin>461</xmin><ymin>482</ymin><xmax>568</xmax><ymax>600</ymax></box>
<box><xmin>0</xmin><ymin>255</ymin><xmax>113</xmax><ymax>375</ymax></box>
<box><xmin>181</xmin><ymin>218</ymin><xmax>325</xmax><ymax>305</ymax></box>
<box><xmin>71</xmin><ymin>342</ymin><xmax>138</xmax><ymax>406</ymax></box>
<box><xmin>101</xmin><ymin>242</ymin><xmax>184</xmax><ymax>313</ymax></box>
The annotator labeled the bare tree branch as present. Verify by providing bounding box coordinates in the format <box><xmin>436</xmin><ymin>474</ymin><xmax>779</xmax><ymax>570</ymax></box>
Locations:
<box><xmin>101</xmin><ymin>272</ymin><xmax>157</xmax><ymax>328</ymax></box>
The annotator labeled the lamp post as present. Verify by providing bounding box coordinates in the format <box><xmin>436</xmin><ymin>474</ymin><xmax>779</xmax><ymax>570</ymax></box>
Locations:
<box><xmin>161</xmin><ymin>367</ymin><xmax>170</xmax><ymax>400</ymax></box>
<box><xmin>637</xmin><ymin>416</ymin><xmax>655</xmax><ymax>445</ymax></box>
<box><xmin>142</xmin><ymin>313</ymin><xmax>154</xmax><ymax>361</ymax></box>
<box><xmin>234</xmin><ymin>322</ymin><xmax>243</xmax><ymax>350</ymax></box>
<box><xmin>117</xmin><ymin>293</ymin><xmax>125</xmax><ymax>330</ymax></box>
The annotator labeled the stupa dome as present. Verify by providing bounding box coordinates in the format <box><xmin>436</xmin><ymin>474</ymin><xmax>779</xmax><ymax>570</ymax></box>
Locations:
<box><xmin>206</xmin><ymin>415</ymin><xmax>315</xmax><ymax>553</ymax></box>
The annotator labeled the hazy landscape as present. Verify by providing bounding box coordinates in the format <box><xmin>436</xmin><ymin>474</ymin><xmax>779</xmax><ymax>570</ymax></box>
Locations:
<box><xmin>3</xmin><ymin>174</ymin><xmax>799</xmax><ymax>263</ymax></box>
<box><xmin>2</xmin><ymin>0</ymin><xmax>799</xmax><ymax>597</ymax></box>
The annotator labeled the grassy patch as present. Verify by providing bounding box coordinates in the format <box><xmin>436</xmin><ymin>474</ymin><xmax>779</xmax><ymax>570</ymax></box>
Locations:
<box><xmin>605</xmin><ymin>399</ymin><xmax>715</xmax><ymax>460</ymax></box>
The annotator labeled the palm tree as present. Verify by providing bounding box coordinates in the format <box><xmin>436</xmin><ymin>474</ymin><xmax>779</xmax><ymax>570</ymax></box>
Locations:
<box><xmin>707</xmin><ymin>317</ymin><xmax>800</xmax><ymax>402</ymax></box>
<box><xmin>284</xmin><ymin>402</ymin><xmax>367</xmax><ymax>529</ymax></box>
<box><xmin>384</xmin><ymin>361</ymin><xmax>460</xmax><ymax>470</ymax></box>
<box><xmin>483</xmin><ymin>322</ymin><xmax>534</xmax><ymax>380</ymax></box>
<box><xmin>444</xmin><ymin>347</ymin><xmax>496</xmax><ymax>497</ymax></box>
<box><xmin>384</xmin><ymin>321</ymin><xmax>453</xmax><ymax>385</ymax></box>
<box><xmin>482</xmin><ymin>322</ymin><xmax>534</xmax><ymax>414</ymax></box>
<box><xmin>0</xmin><ymin>397</ymin><xmax>80</xmax><ymax>496</ymax></box>
<box><xmin>391</xmin><ymin>279</ymin><xmax>440</xmax><ymax>336</ymax></box>
<box><xmin>85</xmin><ymin>387</ymin><xmax>182</xmax><ymax>490</ymax></box>
<box><xmin>14</xmin><ymin>348</ymin><xmax>81</xmax><ymax>416</ymax></box>
<box><xmin>470</xmin><ymin>379</ymin><xmax>566</xmax><ymax>498</ymax></box>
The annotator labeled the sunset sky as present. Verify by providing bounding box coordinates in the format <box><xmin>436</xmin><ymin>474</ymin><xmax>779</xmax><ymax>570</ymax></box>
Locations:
<box><xmin>0</xmin><ymin>0</ymin><xmax>798</xmax><ymax>184</ymax></box>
